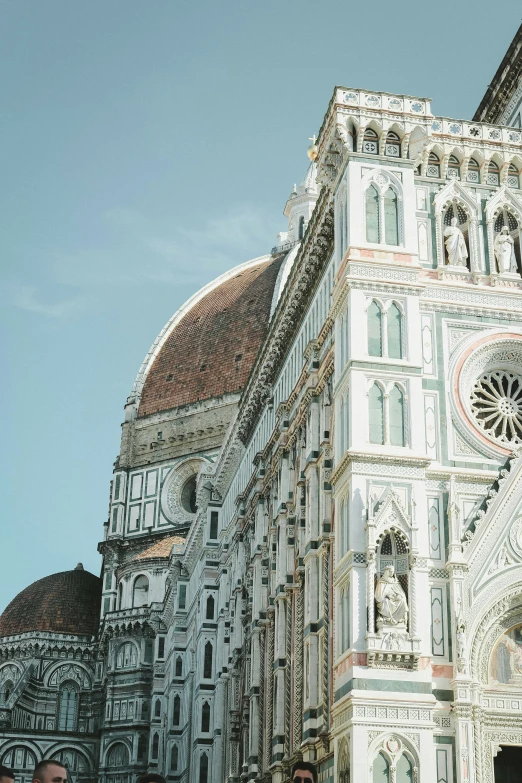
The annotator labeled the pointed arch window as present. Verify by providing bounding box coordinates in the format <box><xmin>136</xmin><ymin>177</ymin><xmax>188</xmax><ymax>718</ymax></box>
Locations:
<box><xmin>200</xmin><ymin>753</ymin><xmax>209</xmax><ymax>783</ymax></box>
<box><xmin>368</xmin><ymin>301</ymin><xmax>383</xmax><ymax>356</ymax></box>
<box><xmin>397</xmin><ymin>754</ymin><xmax>413</xmax><ymax>783</ymax></box>
<box><xmin>132</xmin><ymin>575</ymin><xmax>149</xmax><ymax>608</ymax></box>
<box><xmin>363</xmin><ymin>128</ymin><xmax>379</xmax><ymax>154</ymax></box>
<box><xmin>385</xmin><ymin>131</ymin><xmax>401</xmax><ymax>158</ymax></box>
<box><xmin>151</xmin><ymin>733</ymin><xmax>159</xmax><ymax>760</ymax></box>
<box><xmin>203</xmin><ymin>641</ymin><xmax>213</xmax><ymax>679</ymax></box>
<box><xmin>173</xmin><ymin>695</ymin><xmax>181</xmax><ymax>726</ymax></box>
<box><xmin>206</xmin><ymin>595</ymin><xmax>215</xmax><ymax>620</ymax></box>
<box><xmin>154</xmin><ymin>699</ymin><xmax>161</xmax><ymax>718</ymax></box>
<box><xmin>137</xmin><ymin>735</ymin><xmax>147</xmax><ymax>763</ymax></box>
<box><xmin>389</xmin><ymin>385</ymin><xmax>405</xmax><ymax>446</ymax></box>
<box><xmin>373</xmin><ymin>752</ymin><xmax>390</xmax><ymax>783</ymax></box>
<box><xmin>366</xmin><ymin>185</ymin><xmax>380</xmax><ymax>243</ymax></box>
<box><xmin>384</xmin><ymin>188</ymin><xmax>399</xmax><ymax>246</ymax></box>
<box><xmin>201</xmin><ymin>701</ymin><xmax>210</xmax><ymax>732</ymax></box>
<box><xmin>387</xmin><ymin>303</ymin><xmax>403</xmax><ymax>359</ymax></box>
<box><xmin>175</xmin><ymin>656</ymin><xmax>183</xmax><ymax>678</ymax></box>
<box><xmin>58</xmin><ymin>681</ymin><xmax>78</xmax><ymax>731</ymax></box>
<box><xmin>487</xmin><ymin>160</ymin><xmax>500</xmax><ymax>186</ymax></box>
<box><xmin>170</xmin><ymin>745</ymin><xmax>179</xmax><ymax>771</ymax></box>
<box><xmin>107</xmin><ymin>742</ymin><xmax>129</xmax><ymax>768</ymax></box>
<box><xmin>447</xmin><ymin>154</ymin><xmax>460</xmax><ymax>180</ymax></box>
<box><xmin>508</xmin><ymin>163</ymin><xmax>520</xmax><ymax>189</ymax></box>
<box><xmin>467</xmin><ymin>157</ymin><xmax>480</xmax><ymax>183</ymax></box>
<box><xmin>116</xmin><ymin>642</ymin><xmax>138</xmax><ymax>670</ymax></box>
<box><xmin>427</xmin><ymin>152</ymin><xmax>440</xmax><ymax>178</ymax></box>
<box><xmin>368</xmin><ymin>383</ymin><xmax>384</xmax><ymax>445</ymax></box>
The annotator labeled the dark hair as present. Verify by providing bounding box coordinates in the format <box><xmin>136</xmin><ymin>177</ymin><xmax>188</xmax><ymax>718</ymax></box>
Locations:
<box><xmin>33</xmin><ymin>760</ymin><xmax>67</xmax><ymax>780</ymax></box>
<box><xmin>138</xmin><ymin>776</ymin><xmax>167</xmax><ymax>783</ymax></box>
<box><xmin>291</xmin><ymin>760</ymin><xmax>318</xmax><ymax>783</ymax></box>
<box><xmin>0</xmin><ymin>766</ymin><xmax>14</xmax><ymax>780</ymax></box>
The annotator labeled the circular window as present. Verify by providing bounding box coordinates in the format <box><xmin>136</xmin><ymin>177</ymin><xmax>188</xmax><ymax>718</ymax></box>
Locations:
<box><xmin>471</xmin><ymin>371</ymin><xmax>522</xmax><ymax>445</ymax></box>
<box><xmin>181</xmin><ymin>476</ymin><xmax>197</xmax><ymax>514</ymax></box>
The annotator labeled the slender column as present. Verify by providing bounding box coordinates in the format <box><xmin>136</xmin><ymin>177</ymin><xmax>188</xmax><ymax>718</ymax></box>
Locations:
<box><xmin>321</xmin><ymin>542</ymin><xmax>331</xmax><ymax>741</ymax></box>
<box><xmin>367</xmin><ymin>551</ymin><xmax>376</xmax><ymax>634</ymax></box>
<box><xmin>265</xmin><ymin>616</ymin><xmax>275</xmax><ymax>770</ymax></box>
<box><xmin>258</xmin><ymin>627</ymin><xmax>265</xmax><ymax>775</ymax></box>
<box><xmin>293</xmin><ymin>580</ymin><xmax>304</xmax><ymax>753</ymax></box>
<box><xmin>284</xmin><ymin>594</ymin><xmax>292</xmax><ymax>757</ymax></box>
<box><xmin>408</xmin><ymin>558</ymin><xmax>417</xmax><ymax>636</ymax></box>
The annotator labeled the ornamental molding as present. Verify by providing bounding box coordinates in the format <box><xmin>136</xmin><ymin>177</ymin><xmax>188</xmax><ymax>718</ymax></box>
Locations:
<box><xmin>161</xmin><ymin>457</ymin><xmax>207</xmax><ymax>527</ymax></box>
<box><xmin>422</xmin><ymin>286</ymin><xmax>522</xmax><ymax>312</ymax></box>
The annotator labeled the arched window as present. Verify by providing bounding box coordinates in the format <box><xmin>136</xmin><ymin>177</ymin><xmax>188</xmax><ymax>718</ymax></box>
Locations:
<box><xmin>175</xmin><ymin>656</ymin><xmax>183</xmax><ymax>678</ymax></box>
<box><xmin>200</xmin><ymin>753</ymin><xmax>209</xmax><ymax>783</ymax></box>
<box><xmin>508</xmin><ymin>163</ymin><xmax>520</xmax><ymax>189</ymax></box>
<box><xmin>389</xmin><ymin>385</ymin><xmax>405</xmax><ymax>446</ymax></box>
<box><xmin>1</xmin><ymin>748</ymin><xmax>37</xmax><ymax>779</ymax></box>
<box><xmin>387</xmin><ymin>303</ymin><xmax>403</xmax><ymax>359</ymax></box>
<box><xmin>116</xmin><ymin>642</ymin><xmax>138</xmax><ymax>670</ymax></box>
<box><xmin>173</xmin><ymin>695</ymin><xmax>181</xmax><ymax>726</ymax></box>
<box><xmin>154</xmin><ymin>699</ymin><xmax>161</xmax><ymax>718</ymax></box>
<box><xmin>201</xmin><ymin>701</ymin><xmax>210</xmax><ymax>732</ymax></box>
<box><xmin>427</xmin><ymin>152</ymin><xmax>440</xmax><ymax>178</ymax></box>
<box><xmin>133</xmin><ymin>575</ymin><xmax>149</xmax><ymax>608</ymax></box>
<box><xmin>467</xmin><ymin>157</ymin><xmax>480</xmax><ymax>183</ymax></box>
<box><xmin>152</xmin><ymin>733</ymin><xmax>159</xmax><ymax>760</ymax></box>
<box><xmin>373</xmin><ymin>752</ymin><xmax>390</xmax><ymax>783</ymax></box>
<box><xmin>107</xmin><ymin>743</ymin><xmax>129</xmax><ymax>767</ymax></box>
<box><xmin>206</xmin><ymin>595</ymin><xmax>215</xmax><ymax>620</ymax></box>
<box><xmin>368</xmin><ymin>301</ymin><xmax>383</xmax><ymax>356</ymax></box>
<box><xmin>385</xmin><ymin>131</ymin><xmax>401</xmax><ymax>158</ymax></box>
<box><xmin>51</xmin><ymin>749</ymin><xmax>88</xmax><ymax>775</ymax></box>
<box><xmin>171</xmin><ymin>745</ymin><xmax>179</xmax><ymax>771</ymax></box>
<box><xmin>363</xmin><ymin>128</ymin><xmax>379</xmax><ymax>155</ymax></box>
<box><xmin>447</xmin><ymin>154</ymin><xmax>460</xmax><ymax>180</ymax></box>
<box><xmin>487</xmin><ymin>160</ymin><xmax>500</xmax><ymax>186</ymax></box>
<box><xmin>141</xmin><ymin>701</ymin><xmax>149</xmax><ymax>721</ymax></box>
<box><xmin>299</xmin><ymin>216</ymin><xmax>305</xmax><ymax>240</ymax></box>
<box><xmin>368</xmin><ymin>384</ymin><xmax>384</xmax><ymax>445</ymax></box>
<box><xmin>366</xmin><ymin>185</ymin><xmax>380</xmax><ymax>243</ymax></box>
<box><xmin>384</xmin><ymin>188</ymin><xmax>399</xmax><ymax>246</ymax></box>
<box><xmin>397</xmin><ymin>754</ymin><xmax>413</xmax><ymax>783</ymax></box>
<box><xmin>137</xmin><ymin>735</ymin><xmax>147</xmax><ymax>763</ymax></box>
<box><xmin>203</xmin><ymin>641</ymin><xmax>213</xmax><ymax>679</ymax></box>
<box><xmin>58</xmin><ymin>681</ymin><xmax>78</xmax><ymax>731</ymax></box>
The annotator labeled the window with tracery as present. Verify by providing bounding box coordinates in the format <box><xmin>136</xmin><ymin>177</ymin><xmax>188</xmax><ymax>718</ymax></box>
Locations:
<box><xmin>132</xmin><ymin>575</ymin><xmax>149</xmax><ymax>608</ymax></box>
<box><xmin>467</xmin><ymin>157</ymin><xmax>480</xmax><ymax>183</ymax></box>
<box><xmin>363</xmin><ymin>128</ymin><xmax>379</xmax><ymax>155</ymax></box>
<box><xmin>385</xmin><ymin>131</ymin><xmax>401</xmax><ymax>158</ymax></box>
<box><xmin>373</xmin><ymin>752</ymin><xmax>390</xmax><ymax>783</ymax></box>
<box><xmin>427</xmin><ymin>152</ymin><xmax>440</xmax><ymax>178</ymax></box>
<box><xmin>116</xmin><ymin>642</ymin><xmax>138</xmax><ymax>670</ymax></box>
<box><xmin>58</xmin><ymin>681</ymin><xmax>78</xmax><ymax>731</ymax></box>
<box><xmin>508</xmin><ymin>163</ymin><xmax>520</xmax><ymax>189</ymax></box>
<box><xmin>487</xmin><ymin>160</ymin><xmax>501</xmax><ymax>186</ymax></box>
<box><xmin>365</xmin><ymin>183</ymin><xmax>401</xmax><ymax>246</ymax></box>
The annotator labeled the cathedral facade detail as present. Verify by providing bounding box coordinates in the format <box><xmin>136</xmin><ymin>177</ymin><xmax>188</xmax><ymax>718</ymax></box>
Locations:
<box><xmin>2</xmin><ymin>23</ymin><xmax>522</xmax><ymax>783</ymax></box>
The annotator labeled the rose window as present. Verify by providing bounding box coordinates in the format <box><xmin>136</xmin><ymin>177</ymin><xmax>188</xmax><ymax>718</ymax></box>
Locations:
<box><xmin>470</xmin><ymin>371</ymin><xmax>522</xmax><ymax>444</ymax></box>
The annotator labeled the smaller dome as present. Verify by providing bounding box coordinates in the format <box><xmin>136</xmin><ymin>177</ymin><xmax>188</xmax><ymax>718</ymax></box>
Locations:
<box><xmin>0</xmin><ymin>568</ymin><xmax>102</xmax><ymax>638</ymax></box>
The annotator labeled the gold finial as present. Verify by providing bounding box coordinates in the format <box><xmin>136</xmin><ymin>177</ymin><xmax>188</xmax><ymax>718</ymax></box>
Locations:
<box><xmin>307</xmin><ymin>134</ymin><xmax>318</xmax><ymax>161</ymax></box>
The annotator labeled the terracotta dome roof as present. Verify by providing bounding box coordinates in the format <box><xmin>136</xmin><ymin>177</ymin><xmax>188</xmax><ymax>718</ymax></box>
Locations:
<box><xmin>0</xmin><ymin>565</ymin><xmax>102</xmax><ymax>638</ymax></box>
<box><xmin>138</xmin><ymin>254</ymin><xmax>285</xmax><ymax>417</ymax></box>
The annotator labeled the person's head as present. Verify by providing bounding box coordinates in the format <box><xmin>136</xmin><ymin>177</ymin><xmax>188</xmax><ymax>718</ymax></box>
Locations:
<box><xmin>0</xmin><ymin>764</ymin><xmax>14</xmax><ymax>783</ymax></box>
<box><xmin>451</xmin><ymin>217</ymin><xmax>458</xmax><ymax>227</ymax></box>
<box><xmin>291</xmin><ymin>760</ymin><xmax>318</xmax><ymax>783</ymax></box>
<box><xmin>138</xmin><ymin>776</ymin><xmax>166</xmax><ymax>783</ymax></box>
<box><xmin>33</xmin><ymin>761</ymin><xmax>67</xmax><ymax>783</ymax></box>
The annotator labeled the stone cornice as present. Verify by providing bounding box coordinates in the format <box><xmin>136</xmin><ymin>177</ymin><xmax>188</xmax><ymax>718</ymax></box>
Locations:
<box><xmin>474</xmin><ymin>24</ymin><xmax>522</xmax><ymax>124</ymax></box>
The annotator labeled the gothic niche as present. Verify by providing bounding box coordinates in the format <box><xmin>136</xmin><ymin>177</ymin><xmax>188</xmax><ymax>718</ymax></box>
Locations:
<box><xmin>490</xmin><ymin>623</ymin><xmax>522</xmax><ymax>687</ymax></box>
<box><xmin>375</xmin><ymin>531</ymin><xmax>409</xmax><ymax>631</ymax></box>
<box><xmin>493</xmin><ymin>210</ymin><xmax>521</xmax><ymax>275</ymax></box>
<box><xmin>443</xmin><ymin>204</ymin><xmax>470</xmax><ymax>268</ymax></box>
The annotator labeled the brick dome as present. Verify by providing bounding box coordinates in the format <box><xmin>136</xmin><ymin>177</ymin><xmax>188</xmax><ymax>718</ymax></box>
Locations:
<box><xmin>137</xmin><ymin>254</ymin><xmax>285</xmax><ymax>417</ymax></box>
<box><xmin>0</xmin><ymin>565</ymin><xmax>102</xmax><ymax>638</ymax></box>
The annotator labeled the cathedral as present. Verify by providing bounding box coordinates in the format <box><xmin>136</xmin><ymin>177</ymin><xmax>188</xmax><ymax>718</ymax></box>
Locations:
<box><xmin>3</xmin><ymin>24</ymin><xmax>522</xmax><ymax>783</ymax></box>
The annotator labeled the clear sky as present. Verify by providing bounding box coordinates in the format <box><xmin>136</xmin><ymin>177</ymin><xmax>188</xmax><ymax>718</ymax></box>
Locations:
<box><xmin>1</xmin><ymin>0</ymin><xmax>520</xmax><ymax>611</ymax></box>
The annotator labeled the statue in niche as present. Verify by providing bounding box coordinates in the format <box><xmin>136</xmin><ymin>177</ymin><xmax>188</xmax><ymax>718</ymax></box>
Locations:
<box><xmin>444</xmin><ymin>217</ymin><xmax>468</xmax><ymax>266</ymax></box>
<box><xmin>375</xmin><ymin>565</ymin><xmax>408</xmax><ymax>626</ymax></box>
<box><xmin>494</xmin><ymin>226</ymin><xmax>516</xmax><ymax>274</ymax></box>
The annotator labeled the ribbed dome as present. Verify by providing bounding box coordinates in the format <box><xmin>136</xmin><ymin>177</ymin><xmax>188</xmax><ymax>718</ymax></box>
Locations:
<box><xmin>138</xmin><ymin>254</ymin><xmax>285</xmax><ymax>417</ymax></box>
<box><xmin>0</xmin><ymin>566</ymin><xmax>102</xmax><ymax>638</ymax></box>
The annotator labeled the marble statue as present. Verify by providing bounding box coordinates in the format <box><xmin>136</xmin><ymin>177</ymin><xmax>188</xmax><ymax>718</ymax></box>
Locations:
<box><xmin>494</xmin><ymin>226</ymin><xmax>516</xmax><ymax>273</ymax></box>
<box><xmin>444</xmin><ymin>217</ymin><xmax>468</xmax><ymax>266</ymax></box>
<box><xmin>375</xmin><ymin>566</ymin><xmax>408</xmax><ymax>626</ymax></box>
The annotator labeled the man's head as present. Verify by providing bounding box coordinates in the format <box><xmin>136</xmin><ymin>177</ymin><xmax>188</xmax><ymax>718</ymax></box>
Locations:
<box><xmin>33</xmin><ymin>761</ymin><xmax>67</xmax><ymax>783</ymax></box>
<box><xmin>291</xmin><ymin>761</ymin><xmax>318</xmax><ymax>783</ymax></box>
<box><xmin>0</xmin><ymin>764</ymin><xmax>14</xmax><ymax>783</ymax></box>
<box><xmin>138</xmin><ymin>776</ymin><xmax>166</xmax><ymax>783</ymax></box>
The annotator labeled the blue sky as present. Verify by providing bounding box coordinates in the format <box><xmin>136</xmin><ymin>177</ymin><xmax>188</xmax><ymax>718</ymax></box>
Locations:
<box><xmin>1</xmin><ymin>0</ymin><xmax>520</xmax><ymax>611</ymax></box>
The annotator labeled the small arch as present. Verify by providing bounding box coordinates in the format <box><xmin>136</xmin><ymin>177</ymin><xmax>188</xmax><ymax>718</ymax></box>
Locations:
<box><xmin>170</xmin><ymin>744</ymin><xmax>179</xmax><ymax>771</ymax></box>
<box><xmin>132</xmin><ymin>574</ymin><xmax>149</xmax><ymax>608</ymax></box>
<box><xmin>151</xmin><ymin>733</ymin><xmax>159</xmax><ymax>759</ymax></box>
<box><xmin>508</xmin><ymin>162</ymin><xmax>520</xmax><ymax>189</ymax></box>
<box><xmin>389</xmin><ymin>384</ymin><xmax>405</xmax><ymax>446</ymax></box>
<box><xmin>385</xmin><ymin>130</ymin><xmax>401</xmax><ymax>158</ymax></box>
<box><xmin>366</xmin><ymin>184</ymin><xmax>380</xmax><ymax>242</ymax></box>
<box><xmin>397</xmin><ymin>753</ymin><xmax>413</xmax><ymax>783</ymax></box>
<box><xmin>384</xmin><ymin>187</ymin><xmax>399</xmax><ymax>246</ymax></box>
<box><xmin>467</xmin><ymin>156</ymin><xmax>480</xmax><ymax>184</ymax></box>
<box><xmin>175</xmin><ymin>655</ymin><xmax>183</xmax><ymax>678</ymax></box>
<box><xmin>427</xmin><ymin>152</ymin><xmax>440</xmax><ymax>178</ymax></box>
<box><xmin>368</xmin><ymin>383</ymin><xmax>384</xmax><ymax>445</ymax></box>
<box><xmin>201</xmin><ymin>700</ymin><xmax>211</xmax><ymax>732</ymax></box>
<box><xmin>206</xmin><ymin>595</ymin><xmax>215</xmax><ymax>620</ymax></box>
<box><xmin>363</xmin><ymin>127</ymin><xmax>379</xmax><ymax>155</ymax></box>
<box><xmin>200</xmin><ymin>752</ymin><xmax>209</xmax><ymax>783</ymax></box>
<box><xmin>106</xmin><ymin>742</ymin><xmax>130</xmax><ymax>767</ymax></box>
<box><xmin>373</xmin><ymin>752</ymin><xmax>390</xmax><ymax>783</ymax></box>
<box><xmin>387</xmin><ymin>303</ymin><xmax>403</xmax><ymax>360</ymax></box>
<box><xmin>368</xmin><ymin>300</ymin><xmax>383</xmax><ymax>357</ymax></box>
<box><xmin>137</xmin><ymin>735</ymin><xmax>147</xmax><ymax>763</ymax></box>
<box><xmin>487</xmin><ymin>159</ymin><xmax>501</xmax><ymax>186</ymax></box>
<box><xmin>173</xmin><ymin>694</ymin><xmax>181</xmax><ymax>726</ymax></box>
<box><xmin>154</xmin><ymin>698</ymin><xmax>161</xmax><ymax>718</ymax></box>
<box><xmin>203</xmin><ymin>641</ymin><xmax>213</xmax><ymax>679</ymax></box>
<box><xmin>447</xmin><ymin>154</ymin><xmax>461</xmax><ymax>180</ymax></box>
